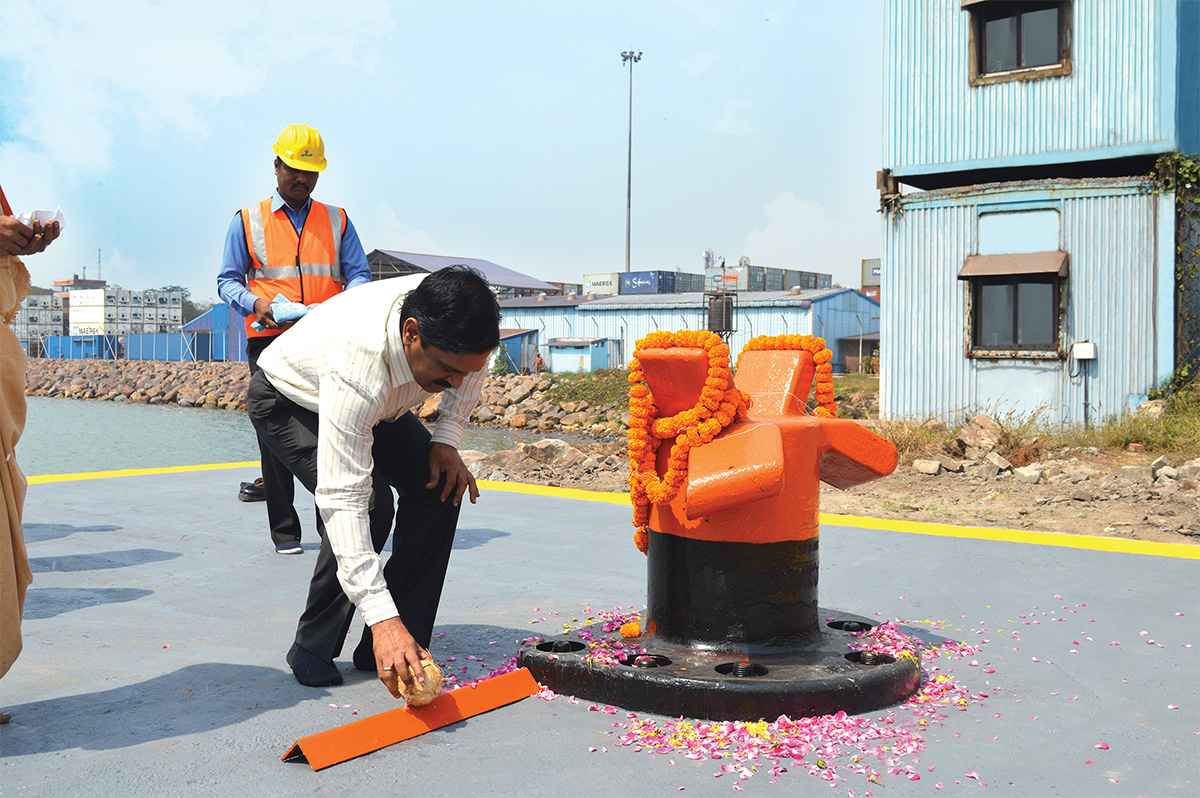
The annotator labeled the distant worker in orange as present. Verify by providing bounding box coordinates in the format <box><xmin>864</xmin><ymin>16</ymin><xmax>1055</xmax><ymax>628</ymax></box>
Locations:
<box><xmin>217</xmin><ymin>124</ymin><xmax>375</xmax><ymax>555</ymax></box>
<box><xmin>534</xmin><ymin>352</ymin><xmax>544</xmax><ymax>374</ymax></box>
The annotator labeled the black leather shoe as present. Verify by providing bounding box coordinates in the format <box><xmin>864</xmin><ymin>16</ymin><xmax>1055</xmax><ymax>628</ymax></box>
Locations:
<box><xmin>238</xmin><ymin>478</ymin><xmax>266</xmax><ymax>502</ymax></box>
<box><xmin>353</xmin><ymin>628</ymin><xmax>376</xmax><ymax>672</ymax></box>
<box><xmin>286</xmin><ymin>643</ymin><xmax>343</xmax><ymax>687</ymax></box>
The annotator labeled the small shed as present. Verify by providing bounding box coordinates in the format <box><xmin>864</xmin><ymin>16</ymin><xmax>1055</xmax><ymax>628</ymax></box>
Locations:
<box><xmin>183</xmin><ymin>303</ymin><xmax>247</xmax><ymax>362</ymax></box>
<box><xmin>497</xmin><ymin>328</ymin><xmax>538</xmax><ymax>374</ymax></box>
<box><xmin>547</xmin><ymin>337</ymin><xmax>620</xmax><ymax>374</ymax></box>
<box><xmin>838</xmin><ymin>331</ymin><xmax>880</xmax><ymax>373</ymax></box>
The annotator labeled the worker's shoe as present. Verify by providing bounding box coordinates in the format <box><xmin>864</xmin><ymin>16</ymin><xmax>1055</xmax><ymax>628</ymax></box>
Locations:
<box><xmin>238</xmin><ymin>478</ymin><xmax>266</xmax><ymax>502</ymax></box>
<box><xmin>353</xmin><ymin>628</ymin><xmax>376</xmax><ymax>672</ymax></box>
<box><xmin>287</xmin><ymin>643</ymin><xmax>343</xmax><ymax>687</ymax></box>
<box><xmin>274</xmin><ymin>540</ymin><xmax>303</xmax><ymax>555</ymax></box>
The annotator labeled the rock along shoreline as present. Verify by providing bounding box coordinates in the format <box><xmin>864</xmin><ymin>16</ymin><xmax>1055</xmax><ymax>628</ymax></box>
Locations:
<box><xmin>22</xmin><ymin>358</ymin><xmax>631</xmax><ymax>436</ymax></box>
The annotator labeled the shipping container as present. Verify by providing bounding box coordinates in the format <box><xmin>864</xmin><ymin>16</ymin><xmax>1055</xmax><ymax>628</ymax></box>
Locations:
<box><xmin>861</xmin><ymin>258</ymin><xmax>882</xmax><ymax>288</ymax></box>
<box><xmin>582</xmin><ymin>272</ymin><xmax>621</xmax><ymax>296</ymax></box>
<box><xmin>620</xmin><ymin>270</ymin><xmax>676</xmax><ymax>295</ymax></box>
<box><xmin>705</xmin><ymin>265</ymin><xmax>767</xmax><ymax>291</ymax></box>
<box><xmin>68</xmin><ymin>288</ymin><xmax>107</xmax><ymax>307</ymax></box>
<box><xmin>168</xmin><ymin>307</ymin><xmax>182</xmax><ymax>322</ymax></box>
<box><xmin>675</xmin><ymin>272</ymin><xmax>704</xmax><ymax>293</ymax></box>
<box><xmin>763</xmin><ymin>267</ymin><xmax>785</xmax><ymax>292</ymax></box>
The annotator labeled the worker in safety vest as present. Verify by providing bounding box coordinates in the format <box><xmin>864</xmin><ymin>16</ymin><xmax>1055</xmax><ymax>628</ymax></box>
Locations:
<box><xmin>217</xmin><ymin>123</ymin><xmax>375</xmax><ymax>555</ymax></box>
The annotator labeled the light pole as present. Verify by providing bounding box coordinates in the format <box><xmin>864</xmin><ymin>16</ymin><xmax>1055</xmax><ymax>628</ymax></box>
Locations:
<box><xmin>622</xmin><ymin>50</ymin><xmax>642</xmax><ymax>273</ymax></box>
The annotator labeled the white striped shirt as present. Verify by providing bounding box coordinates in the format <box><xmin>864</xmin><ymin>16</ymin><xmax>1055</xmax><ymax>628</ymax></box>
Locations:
<box><xmin>257</xmin><ymin>278</ymin><xmax>488</xmax><ymax>626</ymax></box>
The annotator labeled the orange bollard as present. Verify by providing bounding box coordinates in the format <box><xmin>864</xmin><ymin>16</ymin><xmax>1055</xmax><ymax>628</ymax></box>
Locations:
<box><xmin>639</xmin><ymin>347</ymin><xmax>897</xmax><ymax>648</ymax></box>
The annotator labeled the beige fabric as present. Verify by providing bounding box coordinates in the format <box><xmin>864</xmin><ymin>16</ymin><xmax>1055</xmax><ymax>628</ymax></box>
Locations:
<box><xmin>1</xmin><ymin>252</ymin><xmax>32</xmax><ymax>678</ymax></box>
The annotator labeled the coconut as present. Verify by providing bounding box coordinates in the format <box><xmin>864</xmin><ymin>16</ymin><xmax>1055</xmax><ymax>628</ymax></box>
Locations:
<box><xmin>399</xmin><ymin>659</ymin><xmax>444</xmax><ymax>707</ymax></box>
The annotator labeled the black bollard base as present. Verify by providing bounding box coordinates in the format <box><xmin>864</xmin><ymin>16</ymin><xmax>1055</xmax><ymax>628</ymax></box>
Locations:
<box><xmin>519</xmin><ymin>610</ymin><xmax>920</xmax><ymax>722</ymax></box>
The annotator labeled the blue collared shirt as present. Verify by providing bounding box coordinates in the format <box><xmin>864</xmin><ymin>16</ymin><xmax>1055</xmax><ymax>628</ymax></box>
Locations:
<box><xmin>216</xmin><ymin>190</ymin><xmax>371</xmax><ymax>318</ymax></box>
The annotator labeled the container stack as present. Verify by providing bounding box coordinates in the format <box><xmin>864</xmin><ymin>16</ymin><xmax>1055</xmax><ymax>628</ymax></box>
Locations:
<box><xmin>11</xmin><ymin>294</ymin><xmax>66</xmax><ymax>353</ymax></box>
<box><xmin>704</xmin><ymin>264</ymin><xmax>832</xmax><ymax>292</ymax></box>
<box><xmin>68</xmin><ymin>287</ymin><xmax>184</xmax><ymax>335</ymax></box>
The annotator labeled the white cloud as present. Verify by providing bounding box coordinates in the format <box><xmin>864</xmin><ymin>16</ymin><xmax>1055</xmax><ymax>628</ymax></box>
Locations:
<box><xmin>0</xmin><ymin>0</ymin><xmax>394</xmax><ymax>174</ymax></box>
<box><xmin>673</xmin><ymin>0</ymin><xmax>724</xmax><ymax>28</ymax></box>
<box><xmin>684</xmin><ymin>48</ymin><xmax>720</xmax><ymax>78</ymax></box>
<box><xmin>742</xmin><ymin>192</ymin><xmax>869</xmax><ymax>283</ymax></box>
<box><xmin>367</xmin><ymin>203</ymin><xmax>439</xmax><ymax>255</ymax></box>
<box><xmin>711</xmin><ymin>99</ymin><xmax>755</xmax><ymax>138</ymax></box>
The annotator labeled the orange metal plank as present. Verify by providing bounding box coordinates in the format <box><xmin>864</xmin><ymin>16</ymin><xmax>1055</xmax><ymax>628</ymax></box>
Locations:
<box><xmin>282</xmin><ymin>668</ymin><xmax>542</xmax><ymax>771</ymax></box>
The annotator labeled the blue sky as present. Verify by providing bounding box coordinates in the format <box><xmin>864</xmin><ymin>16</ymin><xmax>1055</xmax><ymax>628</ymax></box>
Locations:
<box><xmin>0</xmin><ymin>0</ymin><xmax>883</xmax><ymax>302</ymax></box>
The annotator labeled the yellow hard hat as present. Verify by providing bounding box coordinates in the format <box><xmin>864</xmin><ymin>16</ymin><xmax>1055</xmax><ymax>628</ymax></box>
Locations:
<box><xmin>272</xmin><ymin>123</ymin><xmax>327</xmax><ymax>172</ymax></box>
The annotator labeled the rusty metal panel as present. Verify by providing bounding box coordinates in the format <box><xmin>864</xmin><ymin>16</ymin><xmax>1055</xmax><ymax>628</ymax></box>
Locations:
<box><xmin>958</xmin><ymin>251</ymin><xmax>1069</xmax><ymax>278</ymax></box>
<box><xmin>881</xmin><ymin>178</ymin><xmax>1168</xmax><ymax>423</ymax></box>
<box><xmin>885</xmin><ymin>0</ymin><xmax>1181</xmax><ymax>177</ymax></box>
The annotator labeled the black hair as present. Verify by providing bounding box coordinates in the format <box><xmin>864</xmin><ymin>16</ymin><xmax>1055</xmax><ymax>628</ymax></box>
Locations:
<box><xmin>400</xmin><ymin>265</ymin><xmax>501</xmax><ymax>354</ymax></box>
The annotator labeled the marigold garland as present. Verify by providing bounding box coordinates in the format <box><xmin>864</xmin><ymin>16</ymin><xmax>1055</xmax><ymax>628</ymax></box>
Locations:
<box><xmin>737</xmin><ymin>334</ymin><xmax>838</xmax><ymax>418</ymax></box>
<box><xmin>627</xmin><ymin>330</ymin><xmax>751</xmax><ymax>554</ymax></box>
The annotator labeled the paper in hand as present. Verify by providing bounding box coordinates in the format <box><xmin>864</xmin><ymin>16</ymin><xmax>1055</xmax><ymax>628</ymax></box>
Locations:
<box><xmin>14</xmin><ymin>207</ymin><xmax>65</xmax><ymax>230</ymax></box>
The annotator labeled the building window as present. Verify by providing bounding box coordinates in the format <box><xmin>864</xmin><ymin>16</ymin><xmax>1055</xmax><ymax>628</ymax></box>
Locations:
<box><xmin>966</xmin><ymin>1</ymin><xmax>1071</xmax><ymax>85</ymax></box>
<box><xmin>959</xmin><ymin>250</ymin><xmax>1067</xmax><ymax>356</ymax></box>
<box><xmin>972</xmin><ymin>275</ymin><xmax>1059</xmax><ymax>351</ymax></box>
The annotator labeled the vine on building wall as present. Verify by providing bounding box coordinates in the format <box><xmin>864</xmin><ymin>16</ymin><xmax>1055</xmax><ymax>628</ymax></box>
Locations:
<box><xmin>1149</xmin><ymin>152</ymin><xmax>1200</xmax><ymax>390</ymax></box>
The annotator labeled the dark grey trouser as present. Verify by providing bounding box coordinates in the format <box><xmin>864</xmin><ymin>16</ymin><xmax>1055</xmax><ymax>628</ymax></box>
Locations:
<box><xmin>246</xmin><ymin>335</ymin><xmax>303</xmax><ymax>546</ymax></box>
<box><xmin>246</xmin><ymin>371</ymin><xmax>460</xmax><ymax>661</ymax></box>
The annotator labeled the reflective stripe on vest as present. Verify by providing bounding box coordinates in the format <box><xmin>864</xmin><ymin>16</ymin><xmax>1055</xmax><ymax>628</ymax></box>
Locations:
<box><xmin>241</xmin><ymin>198</ymin><xmax>347</xmax><ymax>338</ymax></box>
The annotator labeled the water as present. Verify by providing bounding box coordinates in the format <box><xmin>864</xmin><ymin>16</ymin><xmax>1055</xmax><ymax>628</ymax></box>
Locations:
<box><xmin>19</xmin><ymin>396</ymin><xmax>589</xmax><ymax>477</ymax></box>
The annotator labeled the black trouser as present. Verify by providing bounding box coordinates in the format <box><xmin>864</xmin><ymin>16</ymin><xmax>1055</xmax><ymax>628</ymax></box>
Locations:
<box><xmin>246</xmin><ymin>336</ymin><xmax>304</xmax><ymax>546</ymax></box>
<box><xmin>246</xmin><ymin>371</ymin><xmax>460</xmax><ymax>661</ymax></box>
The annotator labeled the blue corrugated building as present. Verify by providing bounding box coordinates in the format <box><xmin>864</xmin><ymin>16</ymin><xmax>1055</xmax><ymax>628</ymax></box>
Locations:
<box><xmin>499</xmin><ymin>289</ymin><xmax>881</xmax><ymax>373</ymax></box>
<box><xmin>881</xmin><ymin>0</ymin><xmax>1198</xmax><ymax>423</ymax></box>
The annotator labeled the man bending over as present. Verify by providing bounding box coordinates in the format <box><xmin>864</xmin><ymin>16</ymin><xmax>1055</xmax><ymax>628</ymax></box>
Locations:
<box><xmin>247</xmin><ymin>265</ymin><xmax>499</xmax><ymax>695</ymax></box>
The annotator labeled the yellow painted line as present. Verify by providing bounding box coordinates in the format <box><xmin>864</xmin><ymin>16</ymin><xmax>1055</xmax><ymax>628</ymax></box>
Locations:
<box><xmin>28</xmin><ymin>461</ymin><xmax>260</xmax><ymax>485</ymax></box>
<box><xmin>819</xmin><ymin>511</ymin><xmax>1200</xmax><ymax>560</ymax></box>
<box><xmin>25</xmin><ymin>464</ymin><xmax>1199</xmax><ymax>560</ymax></box>
<box><xmin>476</xmin><ymin>480</ymin><xmax>631</xmax><ymax>505</ymax></box>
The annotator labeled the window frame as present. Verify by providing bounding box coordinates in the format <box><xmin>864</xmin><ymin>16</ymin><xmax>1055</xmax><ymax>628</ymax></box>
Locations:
<box><xmin>966</xmin><ymin>272</ymin><xmax>1063</xmax><ymax>358</ymax></box>
<box><xmin>966</xmin><ymin>0</ymin><xmax>1072</xmax><ymax>86</ymax></box>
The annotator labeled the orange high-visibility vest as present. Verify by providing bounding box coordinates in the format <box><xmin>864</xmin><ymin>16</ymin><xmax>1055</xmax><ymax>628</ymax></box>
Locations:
<box><xmin>241</xmin><ymin>198</ymin><xmax>347</xmax><ymax>338</ymax></box>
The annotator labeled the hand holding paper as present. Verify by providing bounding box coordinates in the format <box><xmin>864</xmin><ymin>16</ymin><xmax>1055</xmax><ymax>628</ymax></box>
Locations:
<box><xmin>251</xmin><ymin>293</ymin><xmax>309</xmax><ymax>330</ymax></box>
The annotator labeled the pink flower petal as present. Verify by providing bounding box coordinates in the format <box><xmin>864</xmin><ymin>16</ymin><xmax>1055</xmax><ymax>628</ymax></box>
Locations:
<box><xmin>1095</xmin><ymin>742</ymin><xmax>1109</xmax><ymax>749</ymax></box>
<box><xmin>1168</xmin><ymin>704</ymin><xmax>1179</xmax><ymax>710</ymax></box>
<box><xmin>965</xmin><ymin>771</ymin><xmax>980</xmax><ymax>780</ymax></box>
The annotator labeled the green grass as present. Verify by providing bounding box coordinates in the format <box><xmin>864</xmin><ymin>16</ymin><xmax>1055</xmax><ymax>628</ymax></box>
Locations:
<box><xmin>544</xmin><ymin>368</ymin><xmax>632</xmax><ymax>408</ymax></box>
<box><xmin>874</xmin><ymin>380</ymin><xmax>1200</xmax><ymax>464</ymax></box>
<box><xmin>832</xmin><ymin>372</ymin><xmax>880</xmax><ymax>394</ymax></box>
<box><xmin>1053</xmin><ymin>380</ymin><xmax>1199</xmax><ymax>457</ymax></box>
